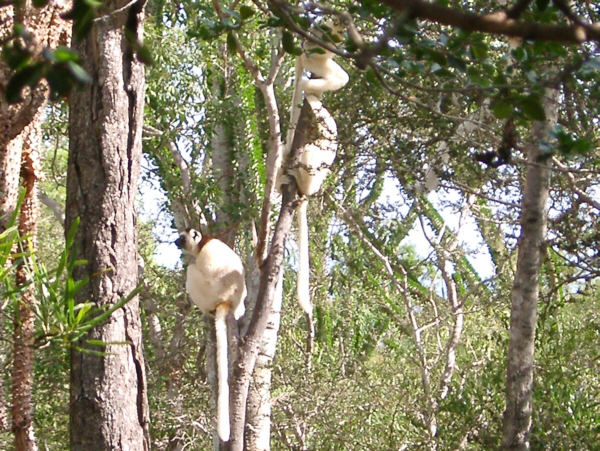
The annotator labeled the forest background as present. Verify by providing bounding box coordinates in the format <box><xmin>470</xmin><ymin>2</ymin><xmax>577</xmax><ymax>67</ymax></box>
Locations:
<box><xmin>0</xmin><ymin>0</ymin><xmax>599</xmax><ymax>450</ymax></box>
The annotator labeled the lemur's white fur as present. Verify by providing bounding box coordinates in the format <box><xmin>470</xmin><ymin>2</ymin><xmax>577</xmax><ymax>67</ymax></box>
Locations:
<box><xmin>176</xmin><ymin>228</ymin><xmax>246</xmax><ymax>442</ymax></box>
<box><xmin>283</xmin><ymin>27</ymin><xmax>348</xmax><ymax>318</ymax></box>
<box><xmin>298</xmin><ymin>47</ymin><xmax>349</xmax><ymax>98</ymax></box>
<box><xmin>285</xmin><ymin>29</ymin><xmax>349</xmax><ymax>159</ymax></box>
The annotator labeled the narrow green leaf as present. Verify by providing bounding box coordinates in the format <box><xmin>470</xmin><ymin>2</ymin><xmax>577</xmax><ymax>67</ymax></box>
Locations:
<box><xmin>470</xmin><ymin>42</ymin><xmax>487</xmax><ymax>59</ymax></box>
<box><xmin>66</xmin><ymin>60</ymin><xmax>92</xmax><ymax>84</ymax></box>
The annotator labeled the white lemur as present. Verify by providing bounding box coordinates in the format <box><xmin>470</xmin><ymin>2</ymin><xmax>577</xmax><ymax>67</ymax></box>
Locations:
<box><xmin>175</xmin><ymin>228</ymin><xmax>246</xmax><ymax>442</ymax></box>
<box><xmin>283</xmin><ymin>20</ymin><xmax>349</xmax><ymax>318</ymax></box>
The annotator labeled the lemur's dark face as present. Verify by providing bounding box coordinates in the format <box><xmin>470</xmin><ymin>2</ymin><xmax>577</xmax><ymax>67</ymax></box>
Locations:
<box><xmin>175</xmin><ymin>228</ymin><xmax>202</xmax><ymax>254</ymax></box>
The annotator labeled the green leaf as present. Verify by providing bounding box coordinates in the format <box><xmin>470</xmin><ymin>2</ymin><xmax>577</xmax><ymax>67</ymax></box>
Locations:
<box><xmin>227</xmin><ymin>32</ymin><xmax>237</xmax><ymax>55</ymax></box>
<box><xmin>511</xmin><ymin>46</ymin><xmax>527</xmax><ymax>62</ymax></box>
<box><xmin>520</xmin><ymin>94</ymin><xmax>546</xmax><ymax>121</ymax></box>
<box><xmin>490</xmin><ymin>98</ymin><xmax>513</xmax><ymax>119</ymax></box>
<box><xmin>84</xmin><ymin>339</ymin><xmax>110</xmax><ymax>347</ymax></box>
<box><xmin>2</xmin><ymin>44</ymin><xmax>31</xmax><ymax>70</ymax></box>
<box><xmin>239</xmin><ymin>5</ymin><xmax>254</xmax><ymax>20</ymax></box>
<box><xmin>281</xmin><ymin>30</ymin><xmax>301</xmax><ymax>56</ymax></box>
<box><xmin>427</xmin><ymin>49</ymin><xmax>447</xmax><ymax>66</ymax></box>
<box><xmin>447</xmin><ymin>55</ymin><xmax>467</xmax><ymax>72</ymax></box>
<box><xmin>74</xmin><ymin>302</ymin><xmax>93</xmax><ymax>324</ymax></box>
<box><xmin>71</xmin><ymin>285</ymin><xmax>141</xmax><ymax>342</ymax></box>
<box><xmin>6</xmin><ymin>63</ymin><xmax>46</xmax><ymax>103</ymax></box>
<box><xmin>136</xmin><ymin>44</ymin><xmax>154</xmax><ymax>65</ymax></box>
<box><xmin>470</xmin><ymin>42</ymin><xmax>487</xmax><ymax>59</ymax></box>
<box><xmin>579</xmin><ymin>56</ymin><xmax>600</xmax><ymax>75</ymax></box>
<box><xmin>66</xmin><ymin>60</ymin><xmax>92</xmax><ymax>84</ymax></box>
<box><xmin>54</xmin><ymin>46</ymin><xmax>80</xmax><ymax>62</ymax></box>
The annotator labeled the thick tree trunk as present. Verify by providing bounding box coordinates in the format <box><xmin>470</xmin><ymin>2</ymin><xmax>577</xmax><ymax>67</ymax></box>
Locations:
<box><xmin>501</xmin><ymin>88</ymin><xmax>559</xmax><ymax>450</ymax></box>
<box><xmin>65</xmin><ymin>1</ymin><xmax>150</xmax><ymax>449</ymax></box>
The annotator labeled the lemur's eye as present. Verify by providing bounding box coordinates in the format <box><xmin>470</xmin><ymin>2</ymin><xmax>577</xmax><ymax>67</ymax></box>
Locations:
<box><xmin>191</xmin><ymin>229</ymin><xmax>200</xmax><ymax>240</ymax></box>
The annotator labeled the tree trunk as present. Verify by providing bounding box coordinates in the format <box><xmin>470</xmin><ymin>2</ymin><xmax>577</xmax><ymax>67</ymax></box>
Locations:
<box><xmin>12</xmin><ymin>116</ymin><xmax>43</xmax><ymax>451</ymax></box>
<box><xmin>228</xmin><ymin>183</ymin><xmax>296</xmax><ymax>451</ymax></box>
<box><xmin>65</xmin><ymin>1</ymin><xmax>150</xmax><ymax>449</ymax></box>
<box><xmin>228</xmin><ymin>99</ymin><xmax>317</xmax><ymax>451</ymax></box>
<box><xmin>501</xmin><ymin>88</ymin><xmax>559</xmax><ymax>450</ymax></box>
<box><xmin>0</xmin><ymin>1</ymin><xmax>70</xmax><ymax>446</ymax></box>
<box><xmin>244</xmin><ymin>273</ymin><xmax>283</xmax><ymax>451</ymax></box>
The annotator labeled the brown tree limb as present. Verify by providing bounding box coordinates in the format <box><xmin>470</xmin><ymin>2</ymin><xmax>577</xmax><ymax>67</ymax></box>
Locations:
<box><xmin>378</xmin><ymin>0</ymin><xmax>599</xmax><ymax>43</ymax></box>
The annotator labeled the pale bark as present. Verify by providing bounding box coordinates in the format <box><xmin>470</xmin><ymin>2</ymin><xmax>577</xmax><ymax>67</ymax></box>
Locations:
<box><xmin>205</xmin><ymin>23</ymin><xmax>289</xmax><ymax>450</ymax></box>
<box><xmin>501</xmin><ymin>88</ymin><xmax>559</xmax><ymax>450</ymax></box>
<box><xmin>38</xmin><ymin>191</ymin><xmax>65</xmax><ymax>225</ymax></box>
<box><xmin>65</xmin><ymin>1</ymin><xmax>150</xmax><ymax>449</ymax></box>
<box><xmin>211</xmin><ymin>71</ymin><xmax>235</xmax><ymax>240</ymax></box>
<box><xmin>0</xmin><ymin>136</ymin><xmax>23</xmax><ymax>230</ymax></box>
<box><xmin>228</xmin><ymin>181</ymin><xmax>297</xmax><ymax>451</ymax></box>
<box><xmin>245</xmin><ymin>273</ymin><xmax>283</xmax><ymax>451</ymax></box>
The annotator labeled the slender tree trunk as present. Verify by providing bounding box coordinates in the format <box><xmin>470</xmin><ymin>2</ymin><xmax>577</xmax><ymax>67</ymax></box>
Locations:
<box><xmin>11</xmin><ymin>115</ymin><xmax>43</xmax><ymax>451</ymax></box>
<box><xmin>0</xmin><ymin>1</ymin><xmax>70</xmax><ymax>446</ymax></box>
<box><xmin>65</xmin><ymin>1</ymin><xmax>150</xmax><ymax>449</ymax></box>
<box><xmin>228</xmin><ymin>100</ymin><xmax>317</xmax><ymax>451</ymax></box>
<box><xmin>0</xmin><ymin>123</ymin><xmax>24</xmax><ymax>440</ymax></box>
<box><xmin>229</xmin><ymin>183</ymin><xmax>296</xmax><ymax>451</ymax></box>
<box><xmin>501</xmin><ymin>88</ymin><xmax>559</xmax><ymax>450</ymax></box>
<box><xmin>245</xmin><ymin>273</ymin><xmax>283</xmax><ymax>451</ymax></box>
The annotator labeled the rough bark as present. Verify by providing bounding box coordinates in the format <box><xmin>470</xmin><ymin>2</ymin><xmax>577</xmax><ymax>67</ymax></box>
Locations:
<box><xmin>12</xmin><ymin>115</ymin><xmax>42</xmax><ymax>451</ymax></box>
<box><xmin>501</xmin><ymin>88</ymin><xmax>559</xmax><ymax>450</ymax></box>
<box><xmin>0</xmin><ymin>0</ymin><xmax>69</xmax><ymax>226</ymax></box>
<box><xmin>65</xmin><ymin>1</ymin><xmax>150</xmax><ymax>449</ymax></box>
<box><xmin>0</xmin><ymin>2</ymin><xmax>70</xmax><ymax>447</ymax></box>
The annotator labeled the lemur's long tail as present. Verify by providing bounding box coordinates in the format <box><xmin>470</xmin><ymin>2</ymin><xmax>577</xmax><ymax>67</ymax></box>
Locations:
<box><xmin>296</xmin><ymin>198</ymin><xmax>312</xmax><ymax>316</ymax></box>
<box><xmin>215</xmin><ymin>303</ymin><xmax>230</xmax><ymax>442</ymax></box>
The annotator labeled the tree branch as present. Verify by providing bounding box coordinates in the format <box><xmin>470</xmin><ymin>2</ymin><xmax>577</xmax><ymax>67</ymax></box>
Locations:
<box><xmin>38</xmin><ymin>190</ymin><xmax>64</xmax><ymax>226</ymax></box>
<box><xmin>378</xmin><ymin>0</ymin><xmax>599</xmax><ymax>43</ymax></box>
